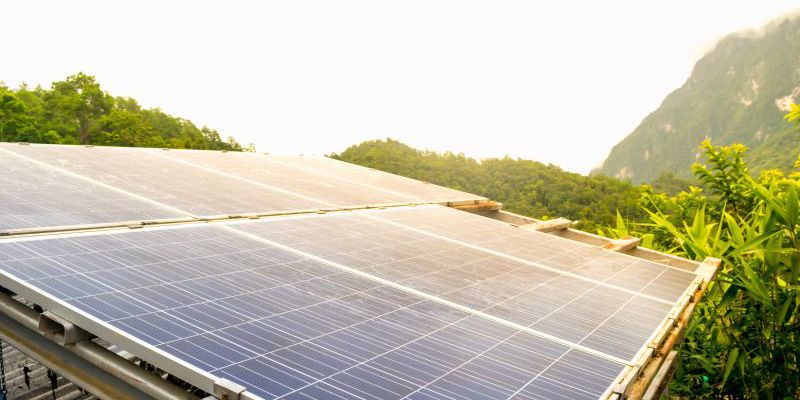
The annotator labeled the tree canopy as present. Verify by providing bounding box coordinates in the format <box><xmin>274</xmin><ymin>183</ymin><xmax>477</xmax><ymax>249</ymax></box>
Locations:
<box><xmin>0</xmin><ymin>73</ymin><xmax>249</xmax><ymax>151</ymax></box>
<box><xmin>331</xmin><ymin>138</ymin><xmax>650</xmax><ymax>231</ymax></box>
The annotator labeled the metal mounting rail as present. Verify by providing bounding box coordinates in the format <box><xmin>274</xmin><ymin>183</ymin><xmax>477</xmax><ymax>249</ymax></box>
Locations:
<box><xmin>0</xmin><ymin>293</ymin><xmax>200</xmax><ymax>400</ymax></box>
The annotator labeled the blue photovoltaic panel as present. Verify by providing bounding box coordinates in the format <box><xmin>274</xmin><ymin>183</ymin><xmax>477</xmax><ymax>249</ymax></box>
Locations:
<box><xmin>371</xmin><ymin>205</ymin><xmax>698</xmax><ymax>303</ymax></box>
<box><xmin>0</xmin><ymin>218</ymin><xmax>632</xmax><ymax>400</ymax></box>
<box><xmin>153</xmin><ymin>149</ymin><xmax>484</xmax><ymax>207</ymax></box>
<box><xmin>0</xmin><ymin>145</ymin><xmax>182</xmax><ymax>232</ymax></box>
<box><xmin>261</xmin><ymin>153</ymin><xmax>487</xmax><ymax>205</ymax></box>
<box><xmin>0</xmin><ymin>143</ymin><xmax>485</xmax><ymax>227</ymax></box>
<box><xmin>231</xmin><ymin>205</ymin><xmax>697</xmax><ymax>362</ymax></box>
<box><xmin>0</xmin><ymin>143</ymin><xmax>328</xmax><ymax>217</ymax></box>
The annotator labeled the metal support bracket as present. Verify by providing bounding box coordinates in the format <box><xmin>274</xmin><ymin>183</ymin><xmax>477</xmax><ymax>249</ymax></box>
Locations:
<box><xmin>38</xmin><ymin>311</ymin><xmax>95</xmax><ymax>345</ymax></box>
<box><xmin>214</xmin><ymin>378</ymin><xmax>247</xmax><ymax>400</ymax></box>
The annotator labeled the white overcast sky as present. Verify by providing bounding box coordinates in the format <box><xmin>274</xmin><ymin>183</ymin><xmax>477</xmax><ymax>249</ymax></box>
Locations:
<box><xmin>3</xmin><ymin>1</ymin><xmax>798</xmax><ymax>174</ymax></box>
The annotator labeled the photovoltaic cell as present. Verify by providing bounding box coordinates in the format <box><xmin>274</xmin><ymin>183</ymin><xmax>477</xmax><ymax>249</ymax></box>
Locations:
<box><xmin>370</xmin><ymin>205</ymin><xmax>699</xmax><ymax>304</ymax></box>
<box><xmin>0</xmin><ymin>143</ymin><xmax>485</xmax><ymax>231</ymax></box>
<box><xmin>0</xmin><ymin>222</ymin><xmax>630</xmax><ymax>399</ymax></box>
<box><xmin>0</xmin><ymin>146</ymin><xmax>181</xmax><ymax>231</ymax></box>
<box><xmin>0</xmin><ymin>143</ymin><xmax>328</xmax><ymax>217</ymax></box>
<box><xmin>231</xmin><ymin>206</ymin><xmax>696</xmax><ymax>361</ymax></box>
<box><xmin>262</xmin><ymin>154</ymin><xmax>487</xmax><ymax>205</ymax></box>
<box><xmin>150</xmin><ymin>149</ymin><xmax>467</xmax><ymax>206</ymax></box>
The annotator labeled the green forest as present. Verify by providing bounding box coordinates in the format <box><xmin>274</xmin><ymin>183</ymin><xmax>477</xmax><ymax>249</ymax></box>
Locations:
<box><xmin>332</xmin><ymin>139</ymin><xmax>694</xmax><ymax>231</ymax></box>
<box><xmin>0</xmin><ymin>73</ymin><xmax>247</xmax><ymax>151</ymax></box>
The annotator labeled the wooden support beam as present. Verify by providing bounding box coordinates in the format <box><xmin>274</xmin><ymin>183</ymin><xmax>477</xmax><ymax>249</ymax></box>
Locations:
<box><xmin>619</xmin><ymin>256</ymin><xmax>721</xmax><ymax>399</ymax></box>
<box><xmin>523</xmin><ymin>218</ymin><xmax>572</xmax><ymax>233</ymax></box>
<box><xmin>642</xmin><ymin>351</ymin><xmax>678</xmax><ymax>400</ymax></box>
<box><xmin>451</xmin><ymin>201</ymin><xmax>501</xmax><ymax>212</ymax></box>
<box><xmin>602</xmin><ymin>236</ymin><xmax>640</xmax><ymax>252</ymax></box>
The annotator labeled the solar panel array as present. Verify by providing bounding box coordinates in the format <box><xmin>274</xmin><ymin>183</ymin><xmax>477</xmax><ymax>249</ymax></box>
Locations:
<box><xmin>0</xmin><ymin>147</ymin><xmax>181</xmax><ymax>231</ymax></box>
<box><xmin>0</xmin><ymin>143</ymin><xmax>484</xmax><ymax>232</ymax></box>
<box><xmin>0</xmin><ymin>143</ymin><xmax>702</xmax><ymax>400</ymax></box>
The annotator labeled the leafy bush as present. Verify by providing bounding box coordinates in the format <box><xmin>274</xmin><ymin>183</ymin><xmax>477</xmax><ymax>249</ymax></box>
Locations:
<box><xmin>635</xmin><ymin>141</ymin><xmax>799</xmax><ymax>398</ymax></box>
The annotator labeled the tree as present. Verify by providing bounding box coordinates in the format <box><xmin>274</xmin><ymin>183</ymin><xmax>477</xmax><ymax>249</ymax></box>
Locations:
<box><xmin>0</xmin><ymin>88</ymin><xmax>36</xmax><ymax>141</ymax></box>
<box><xmin>0</xmin><ymin>72</ymin><xmax>245</xmax><ymax>151</ymax></box>
<box><xmin>45</xmin><ymin>73</ymin><xmax>114</xmax><ymax>143</ymax></box>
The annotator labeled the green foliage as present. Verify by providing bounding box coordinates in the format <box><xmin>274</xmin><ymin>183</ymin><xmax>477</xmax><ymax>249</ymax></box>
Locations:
<box><xmin>634</xmin><ymin>142</ymin><xmax>800</xmax><ymax>398</ymax></box>
<box><xmin>691</xmin><ymin>140</ymin><xmax>754</xmax><ymax>215</ymax></box>
<box><xmin>650</xmin><ymin>171</ymin><xmax>696</xmax><ymax>196</ymax></box>
<box><xmin>785</xmin><ymin>103</ymin><xmax>800</xmax><ymax>126</ymax></box>
<box><xmin>331</xmin><ymin>138</ymin><xmax>645</xmax><ymax>230</ymax></box>
<box><xmin>599</xmin><ymin>16</ymin><xmax>800</xmax><ymax>182</ymax></box>
<box><xmin>0</xmin><ymin>73</ymin><xmax>248</xmax><ymax>151</ymax></box>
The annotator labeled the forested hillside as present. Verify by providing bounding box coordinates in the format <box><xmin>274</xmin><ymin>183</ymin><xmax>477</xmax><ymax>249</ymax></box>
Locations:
<box><xmin>599</xmin><ymin>15</ymin><xmax>800</xmax><ymax>182</ymax></box>
<box><xmin>332</xmin><ymin>139</ymin><xmax>652</xmax><ymax>230</ymax></box>
<box><xmin>0</xmin><ymin>73</ymin><xmax>247</xmax><ymax>150</ymax></box>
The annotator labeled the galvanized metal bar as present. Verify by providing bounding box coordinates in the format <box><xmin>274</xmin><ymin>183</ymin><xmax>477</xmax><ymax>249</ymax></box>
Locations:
<box><xmin>0</xmin><ymin>311</ymin><xmax>154</xmax><ymax>400</ymax></box>
<box><xmin>0</xmin><ymin>294</ymin><xmax>199</xmax><ymax>400</ymax></box>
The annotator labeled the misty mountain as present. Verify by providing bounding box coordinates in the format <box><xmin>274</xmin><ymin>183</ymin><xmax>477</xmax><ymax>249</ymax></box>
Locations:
<box><xmin>598</xmin><ymin>14</ymin><xmax>800</xmax><ymax>183</ymax></box>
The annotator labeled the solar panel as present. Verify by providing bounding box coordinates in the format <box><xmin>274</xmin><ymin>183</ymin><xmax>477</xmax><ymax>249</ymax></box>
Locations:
<box><xmin>0</xmin><ymin>143</ymin><xmax>328</xmax><ymax>218</ymax></box>
<box><xmin>0</xmin><ymin>204</ymin><xmax>703</xmax><ymax>399</ymax></box>
<box><xmin>261</xmin><ymin>154</ymin><xmax>486</xmax><ymax>204</ymax></box>
<box><xmin>151</xmin><ymin>149</ymin><xmax>474</xmax><ymax>206</ymax></box>
<box><xmin>0</xmin><ymin>221</ymin><xmax>628</xmax><ymax>400</ymax></box>
<box><xmin>369</xmin><ymin>206</ymin><xmax>699</xmax><ymax>304</ymax></box>
<box><xmin>0</xmin><ymin>144</ymin><xmax>485</xmax><ymax>230</ymax></box>
<box><xmin>230</xmin><ymin>206</ymin><xmax>698</xmax><ymax>362</ymax></box>
<box><xmin>0</xmin><ymin>145</ymin><xmax>183</xmax><ymax>232</ymax></box>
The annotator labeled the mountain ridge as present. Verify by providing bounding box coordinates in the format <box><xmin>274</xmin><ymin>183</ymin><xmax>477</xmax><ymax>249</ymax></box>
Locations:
<box><xmin>598</xmin><ymin>14</ymin><xmax>800</xmax><ymax>182</ymax></box>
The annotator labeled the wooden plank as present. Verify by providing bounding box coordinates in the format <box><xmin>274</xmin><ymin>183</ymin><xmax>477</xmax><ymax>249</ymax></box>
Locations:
<box><xmin>620</xmin><ymin>256</ymin><xmax>720</xmax><ymax>399</ymax></box>
<box><xmin>523</xmin><ymin>217</ymin><xmax>572</xmax><ymax>233</ymax></box>
<box><xmin>643</xmin><ymin>350</ymin><xmax>678</xmax><ymax>400</ymax></box>
<box><xmin>451</xmin><ymin>201</ymin><xmax>501</xmax><ymax>212</ymax></box>
<box><xmin>602</xmin><ymin>236</ymin><xmax>640</xmax><ymax>252</ymax></box>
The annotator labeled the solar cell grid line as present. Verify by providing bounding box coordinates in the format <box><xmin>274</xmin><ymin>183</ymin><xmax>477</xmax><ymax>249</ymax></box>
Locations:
<box><xmin>0</xmin><ymin>224</ymin><xmax>629</xmax><ymax>400</ymax></box>
<box><xmin>232</xmin><ymin>210</ymin><xmax>679</xmax><ymax>306</ymax></box>
<box><xmin>399</xmin><ymin>288</ymin><xmax>637</xmax><ymax>400</ymax></box>
<box><xmin>361</xmin><ymin>207</ymin><xmax>700</xmax><ymax>359</ymax></box>
<box><xmin>262</xmin><ymin>154</ymin><xmax>485</xmax><ymax>205</ymax></box>
<box><xmin>0</xmin><ymin>202</ymin><xmax>692</xmax><ymax>370</ymax></box>
<box><xmin>147</xmin><ymin>148</ymin><xmax>426</xmax><ymax>207</ymax></box>
<box><xmin>0</xmin><ymin>146</ymin><xmax>184</xmax><ymax>231</ymax></box>
<box><xmin>206</xmin><ymin>240</ymin><xmax>603</xmax><ymax>374</ymax></box>
<box><xmin>264</xmin><ymin>154</ymin><xmax>487</xmax><ymax>204</ymax></box>
<box><xmin>10</xmin><ymin>216</ymin><xmax>632</xmax><ymax>372</ymax></box>
<box><xmin>228</xmin><ymin>213</ymin><xmax>676</xmax><ymax>361</ymax></box>
<box><xmin>223</xmin><ymin>223</ymin><xmax>630</xmax><ymax>365</ymax></box>
<box><xmin>0</xmin><ymin>143</ymin><xmax>328</xmax><ymax>217</ymax></box>
<box><xmin>265</xmin><ymin>314</ymin><xmax>618</xmax><ymax>400</ymax></box>
<box><xmin>370</xmin><ymin>205</ymin><xmax>699</xmax><ymax>302</ymax></box>
<box><xmin>0</xmin><ymin>227</ymin><xmax>456</xmax><ymax>396</ymax></box>
<box><xmin>144</xmin><ymin>149</ymin><xmax>353</xmax><ymax>209</ymax></box>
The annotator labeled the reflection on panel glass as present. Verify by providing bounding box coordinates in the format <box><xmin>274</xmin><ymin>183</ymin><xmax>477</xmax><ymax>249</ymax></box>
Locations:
<box><xmin>0</xmin><ymin>146</ymin><xmax>181</xmax><ymax>231</ymax></box>
<box><xmin>0</xmin><ymin>222</ymin><xmax>624</xmax><ymax>400</ymax></box>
